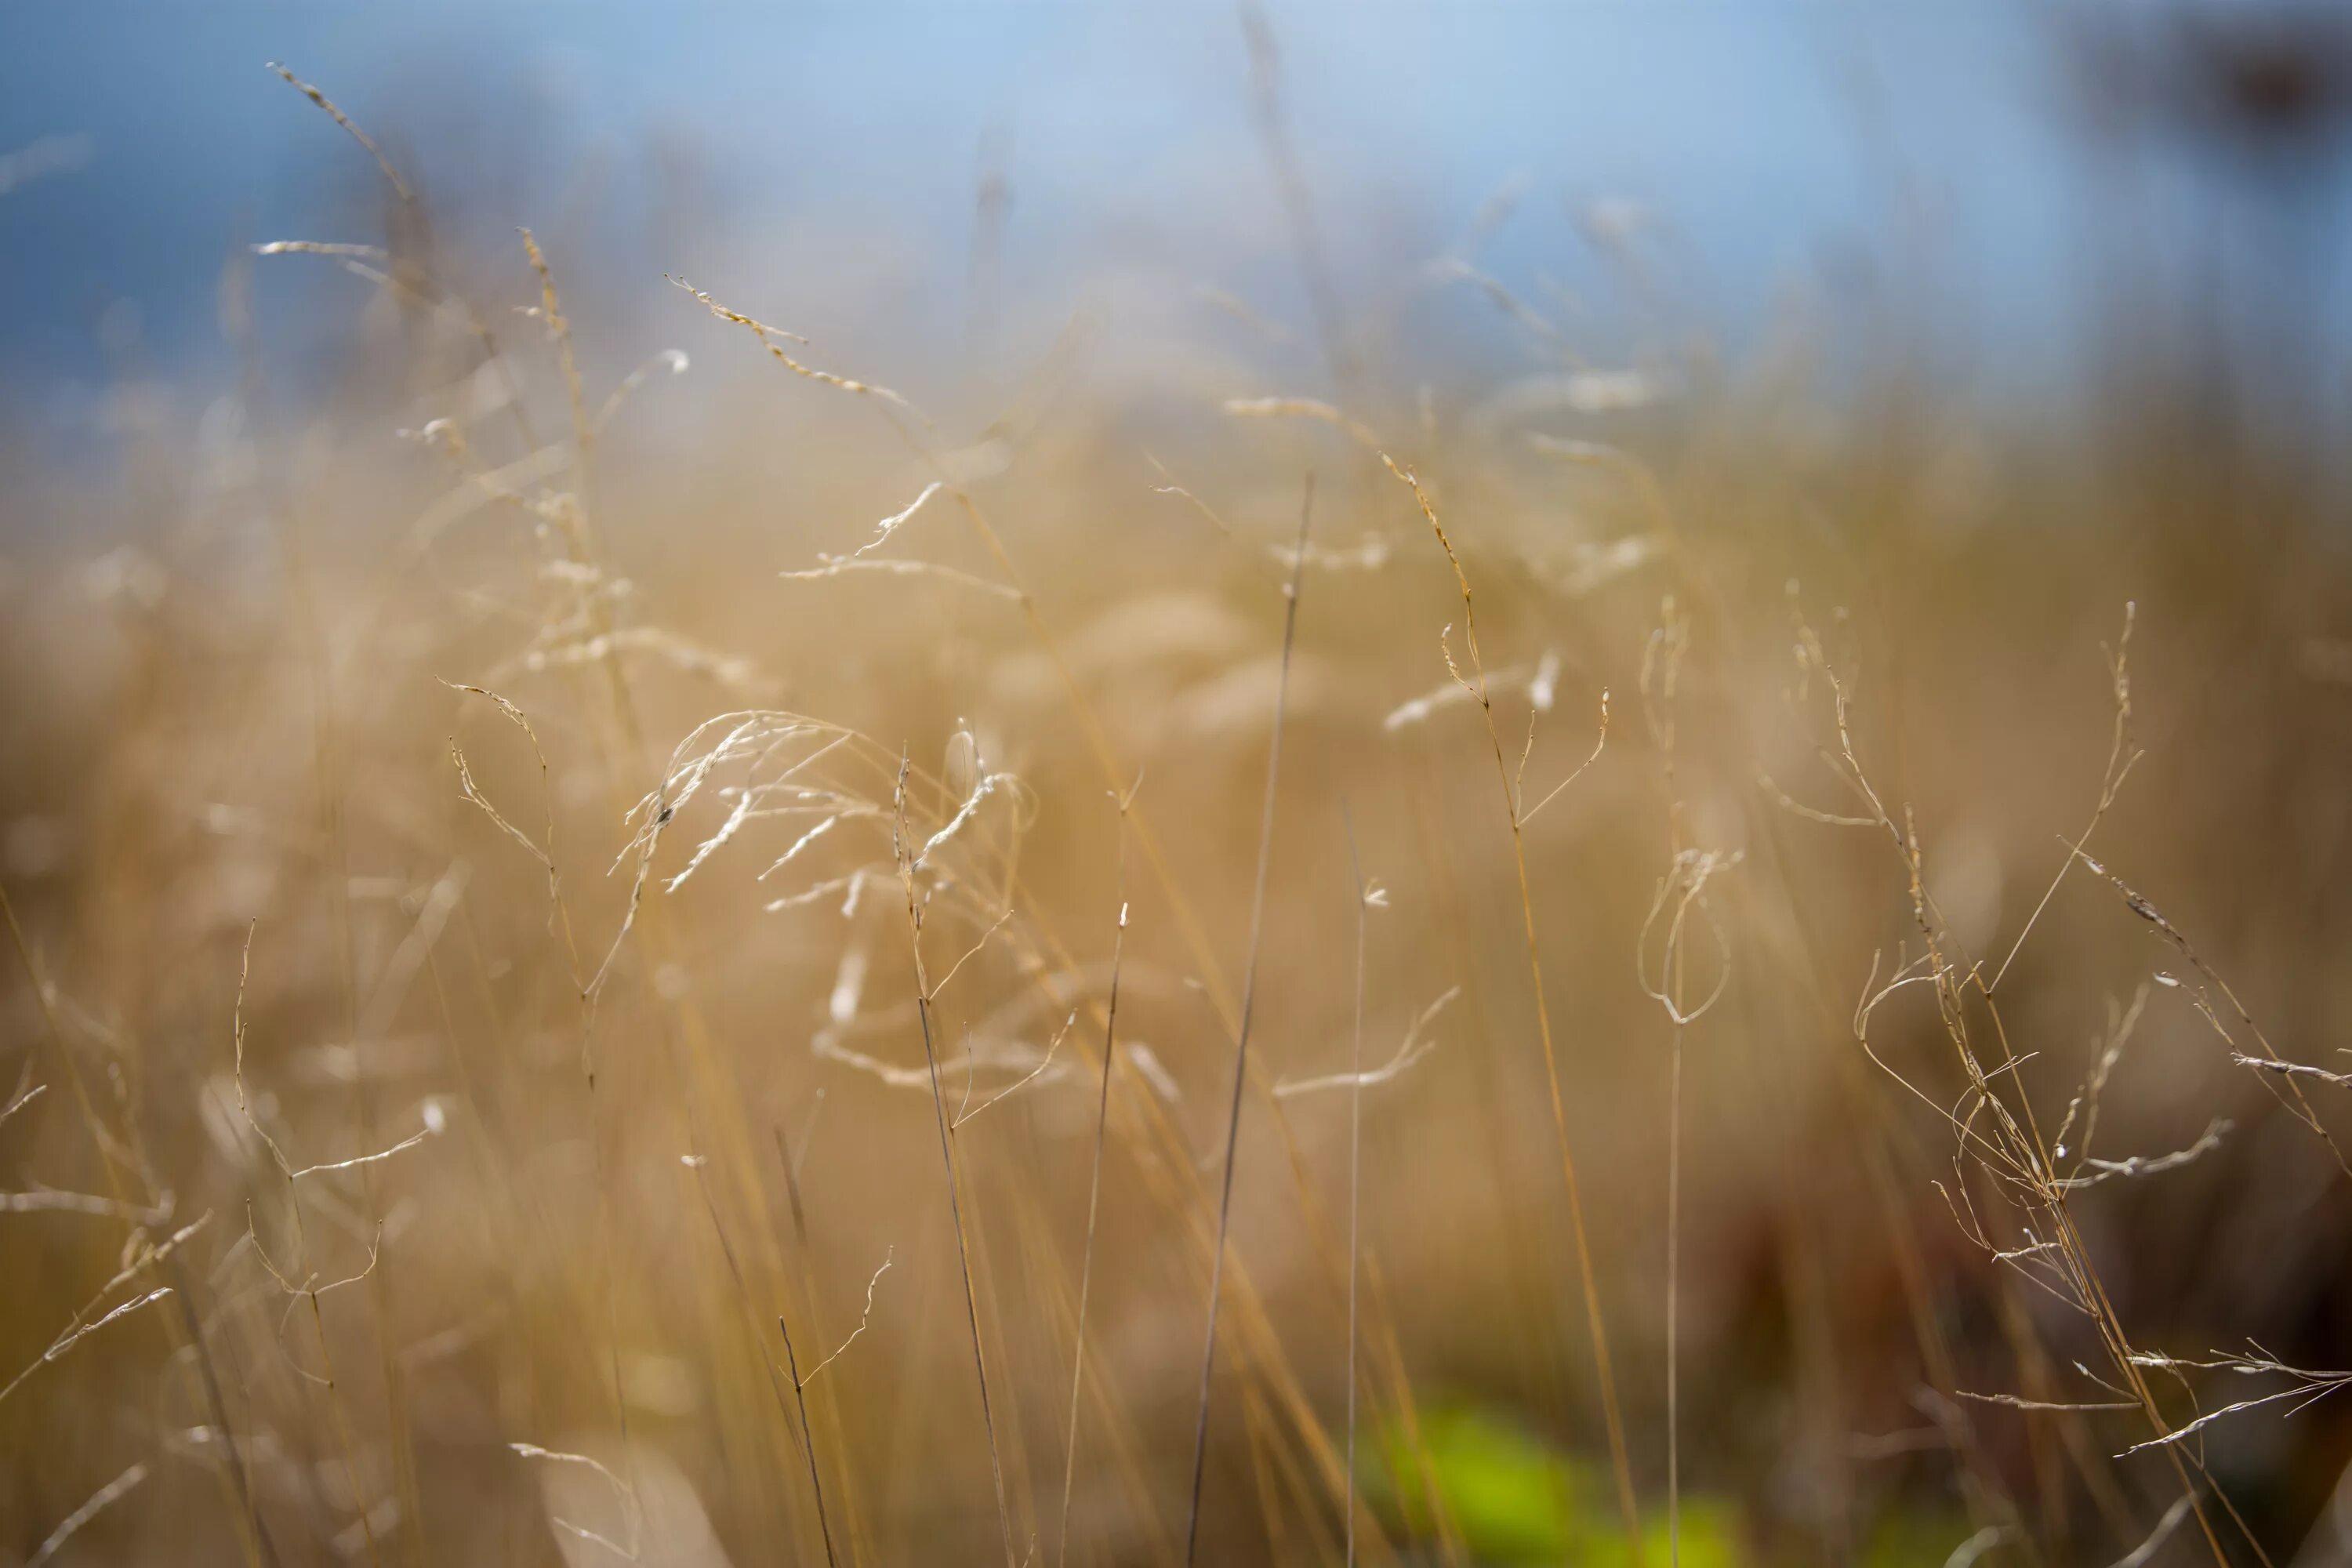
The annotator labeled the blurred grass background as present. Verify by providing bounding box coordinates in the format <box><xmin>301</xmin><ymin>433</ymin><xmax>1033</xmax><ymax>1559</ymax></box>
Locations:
<box><xmin>5</xmin><ymin>5</ymin><xmax>2352</xmax><ymax>1564</ymax></box>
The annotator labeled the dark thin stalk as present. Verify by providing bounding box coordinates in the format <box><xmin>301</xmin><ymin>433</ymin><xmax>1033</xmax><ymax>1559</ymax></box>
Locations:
<box><xmin>1341</xmin><ymin>807</ymin><xmax>1368</xmax><ymax>1568</ymax></box>
<box><xmin>776</xmin><ymin>1310</ymin><xmax>840</xmax><ymax>1568</ymax></box>
<box><xmin>1057</xmin><ymin>786</ymin><xmax>1138</xmax><ymax>1568</ymax></box>
<box><xmin>898</xmin><ymin>756</ymin><xmax>1018</xmax><ymax>1568</ymax></box>
<box><xmin>685</xmin><ymin>1156</ymin><xmax>830</xmax><ymax>1567</ymax></box>
<box><xmin>1667</xmin><ymin>982</ymin><xmax>1683</xmax><ymax>1566</ymax></box>
<box><xmin>1184</xmin><ymin>474</ymin><xmax>1315</xmax><ymax>1565</ymax></box>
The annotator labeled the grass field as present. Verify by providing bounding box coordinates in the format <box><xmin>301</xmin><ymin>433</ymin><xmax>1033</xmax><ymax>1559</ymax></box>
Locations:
<box><xmin>6</xmin><ymin>24</ymin><xmax>2352</xmax><ymax>1566</ymax></box>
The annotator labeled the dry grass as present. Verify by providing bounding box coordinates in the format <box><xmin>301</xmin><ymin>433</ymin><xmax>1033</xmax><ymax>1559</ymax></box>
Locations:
<box><xmin>5</xmin><ymin>42</ymin><xmax>2352</xmax><ymax>1568</ymax></box>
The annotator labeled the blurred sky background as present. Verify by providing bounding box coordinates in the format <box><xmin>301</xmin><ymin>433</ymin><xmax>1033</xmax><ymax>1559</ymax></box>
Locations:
<box><xmin>3</xmin><ymin>3</ymin><xmax>2351</xmax><ymax>443</ymax></box>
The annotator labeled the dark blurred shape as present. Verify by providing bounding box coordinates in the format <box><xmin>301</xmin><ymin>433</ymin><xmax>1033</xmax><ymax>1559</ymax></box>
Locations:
<box><xmin>2067</xmin><ymin>1</ymin><xmax>2352</xmax><ymax>163</ymax></box>
<box><xmin>2179</xmin><ymin>3</ymin><xmax>2352</xmax><ymax>155</ymax></box>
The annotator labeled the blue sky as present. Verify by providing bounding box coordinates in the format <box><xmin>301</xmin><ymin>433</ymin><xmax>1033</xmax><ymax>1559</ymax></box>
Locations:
<box><xmin>0</xmin><ymin>4</ymin><xmax>2339</xmax><ymax>417</ymax></box>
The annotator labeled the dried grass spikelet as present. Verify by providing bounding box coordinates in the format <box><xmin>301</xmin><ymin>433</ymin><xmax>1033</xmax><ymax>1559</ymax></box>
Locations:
<box><xmin>1275</xmin><ymin>986</ymin><xmax>1461</xmax><ymax>1098</ymax></box>
<box><xmin>1221</xmin><ymin>394</ymin><xmax>1383</xmax><ymax>453</ymax></box>
<box><xmin>670</xmin><ymin>276</ymin><xmax>923</xmax><ymax>419</ymax></box>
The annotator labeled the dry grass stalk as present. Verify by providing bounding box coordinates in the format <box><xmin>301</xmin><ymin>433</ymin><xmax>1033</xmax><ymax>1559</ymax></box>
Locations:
<box><xmin>1184</xmin><ymin>474</ymin><xmax>1315</xmax><ymax>1566</ymax></box>
<box><xmin>1057</xmin><ymin>782</ymin><xmax>1136</xmax><ymax>1568</ymax></box>
<box><xmin>265</xmin><ymin>63</ymin><xmax>412</xmax><ymax>200</ymax></box>
<box><xmin>1341</xmin><ymin>810</ymin><xmax>1371</xmax><ymax>1568</ymax></box>
<box><xmin>1798</xmin><ymin>612</ymin><xmax>2251</xmax><ymax>1566</ymax></box>
<box><xmin>895</xmin><ymin>749</ymin><xmax>1021</xmax><ymax>1568</ymax></box>
<box><xmin>1377</xmin><ymin>452</ymin><xmax>1643</xmax><ymax>1554</ymax></box>
<box><xmin>26</xmin><ymin>1460</ymin><xmax>151</xmax><ymax>1568</ymax></box>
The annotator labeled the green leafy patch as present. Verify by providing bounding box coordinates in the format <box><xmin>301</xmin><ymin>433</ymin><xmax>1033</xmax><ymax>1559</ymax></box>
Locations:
<box><xmin>1363</xmin><ymin>1402</ymin><xmax>1744</xmax><ymax>1565</ymax></box>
